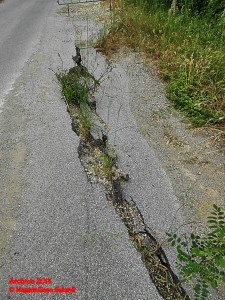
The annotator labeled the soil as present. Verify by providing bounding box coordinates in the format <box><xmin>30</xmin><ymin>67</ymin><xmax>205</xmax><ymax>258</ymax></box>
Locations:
<box><xmin>110</xmin><ymin>48</ymin><xmax>225</xmax><ymax>233</ymax></box>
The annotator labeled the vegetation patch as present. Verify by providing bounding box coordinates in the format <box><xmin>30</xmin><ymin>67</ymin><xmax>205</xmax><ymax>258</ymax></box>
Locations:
<box><xmin>167</xmin><ymin>204</ymin><xmax>225</xmax><ymax>300</ymax></box>
<box><xmin>97</xmin><ymin>0</ymin><xmax>225</xmax><ymax>126</ymax></box>
<box><xmin>56</xmin><ymin>55</ymin><xmax>98</xmax><ymax>138</ymax></box>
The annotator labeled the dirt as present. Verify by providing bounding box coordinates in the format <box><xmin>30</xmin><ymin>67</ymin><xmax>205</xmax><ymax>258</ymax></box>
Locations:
<box><xmin>110</xmin><ymin>48</ymin><xmax>225</xmax><ymax>233</ymax></box>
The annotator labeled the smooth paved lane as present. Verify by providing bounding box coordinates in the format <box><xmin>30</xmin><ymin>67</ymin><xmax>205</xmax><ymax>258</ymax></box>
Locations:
<box><xmin>0</xmin><ymin>0</ymin><xmax>54</xmax><ymax>110</ymax></box>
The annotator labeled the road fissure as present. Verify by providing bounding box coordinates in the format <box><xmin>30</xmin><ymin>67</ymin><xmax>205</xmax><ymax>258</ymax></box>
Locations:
<box><xmin>57</xmin><ymin>49</ymin><xmax>190</xmax><ymax>300</ymax></box>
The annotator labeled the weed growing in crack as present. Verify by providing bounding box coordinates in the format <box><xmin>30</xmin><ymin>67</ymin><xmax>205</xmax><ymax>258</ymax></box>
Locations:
<box><xmin>86</xmin><ymin>146</ymin><xmax>116</xmax><ymax>183</ymax></box>
<box><xmin>56</xmin><ymin>48</ymin><xmax>120</xmax><ymax>185</ymax></box>
<box><xmin>77</xmin><ymin>107</ymin><xmax>92</xmax><ymax>138</ymax></box>
<box><xmin>56</xmin><ymin>49</ymin><xmax>101</xmax><ymax>139</ymax></box>
<box><xmin>57</xmin><ymin>69</ymin><xmax>92</xmax><ymax>137</ymax></box>
<box><xmin>99</xmin><ymin>151</ymin><xmax>115</xmax><ymax>180</ymax></box>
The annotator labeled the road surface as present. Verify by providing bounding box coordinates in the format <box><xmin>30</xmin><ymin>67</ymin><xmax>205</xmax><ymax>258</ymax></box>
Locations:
<box><xmin>0</xmin><ymin>0</ymin><xmax>54</xmax><ymax>111</ymax></box>
<box><xmin>3</xmin><ymin>1</ymin><xmax>223</xmax><ymax>299</ymax></box>
<box><xmin>0</xmin><ymin>1</ymin><xmax>163</xmax><ymax>299</ymax></box>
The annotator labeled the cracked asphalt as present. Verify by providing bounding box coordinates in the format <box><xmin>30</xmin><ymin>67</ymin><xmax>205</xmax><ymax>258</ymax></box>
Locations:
<box><xmin>1</xmin><ymin>1</ymin><xmax>223</xmax><ymax>299</ymax></box>
<box><xmin>0</xmin><ymin>1</ymin><xmax>162</xmax><ymax>299</ymax></box>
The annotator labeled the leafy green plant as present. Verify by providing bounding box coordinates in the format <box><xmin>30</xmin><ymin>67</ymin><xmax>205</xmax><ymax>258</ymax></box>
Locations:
<box><xmin>167</xmin><ymin>204</ymin><xmax>225</xmax><ymax>299</ymax></box>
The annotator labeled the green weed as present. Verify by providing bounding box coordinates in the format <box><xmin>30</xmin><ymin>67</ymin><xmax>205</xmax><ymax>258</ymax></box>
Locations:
<box><xmin>56</xmin><ymin>68</ymin><xmax>92</xmax><ymax>137</ymax></box>
<box><xmin>91</xmin><ymin>147</ymin><xmax>116</xmax><ymax>180</ymax></box>
<box><xmin>99</xmin><ymin>151</ymin><xmax>115</xmax><ymax>179</ymax></box>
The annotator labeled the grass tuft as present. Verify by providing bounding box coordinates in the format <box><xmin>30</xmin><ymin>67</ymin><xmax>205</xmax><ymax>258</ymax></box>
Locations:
<box><xmin>56</xmin><ymin>67</ymin><xmax>92</xmax><ymax>138</ymax></box>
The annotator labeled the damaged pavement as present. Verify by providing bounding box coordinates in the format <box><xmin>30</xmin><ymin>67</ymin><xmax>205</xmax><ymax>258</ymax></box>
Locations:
<box><xmin>0</xmin><ymin>1</ymin><xmax>224</xmax><ymax>299</ymax></box>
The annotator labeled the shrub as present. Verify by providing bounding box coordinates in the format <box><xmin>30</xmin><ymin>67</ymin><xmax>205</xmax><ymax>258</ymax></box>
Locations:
<box><xmin>167</xmin><ymin>204</ymin><xmax>225</xmax><ymax>299</ymax></box>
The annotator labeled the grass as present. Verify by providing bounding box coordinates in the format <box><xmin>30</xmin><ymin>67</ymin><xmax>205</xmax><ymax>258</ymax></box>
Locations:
<box><xmin>85</xmin><ymin>146</ymin><xmax>116</xmax><ymax>183</ymax></box>
<box><xmin>98</xmin><ymin>0</ymin><xmax>225</xmax><ymax>126</ymax></box>
<box><xmin>98</xmin><ymin>151</ymin><xmax>115</xmax><ymax>180</ymax></box>
<box><xmin>56</xmin><ymin>67</ymin><xmax>92</xmax><ymax>138</ymax></box>
<box><xmin>56</xmin><ymin>51</ymin><xmax>118</xmax><ymax>181</ymax></box>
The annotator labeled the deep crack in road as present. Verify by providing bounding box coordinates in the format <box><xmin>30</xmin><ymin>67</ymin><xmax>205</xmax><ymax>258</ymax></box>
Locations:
<box><xmin>1</xmin><ymin>1</ymin><xmax>224</xmax><ymax>300</ymax></box>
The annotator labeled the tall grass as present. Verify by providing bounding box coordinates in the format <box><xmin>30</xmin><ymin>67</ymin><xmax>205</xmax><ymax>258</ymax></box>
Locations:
<box><xmin>100</xmin><ymin>0</ymin><xmax>225</xmax><ymax>125</ymax></box>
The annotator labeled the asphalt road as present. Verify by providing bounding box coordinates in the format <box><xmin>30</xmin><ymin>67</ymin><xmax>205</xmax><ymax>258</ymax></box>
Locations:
<box><xmin>0</xmin><ymin>0</ymin><xmax>54</xmax><ymax>111</ymax></box>
<box><xmin>0</xmin><ymin>1</ymin><xmax>163</xmax><ymax>299</ymax></box>
<box><xmin>4</xmin><ymin>1</ymin><xmax>223</xmax><ymax>300</ymax></box>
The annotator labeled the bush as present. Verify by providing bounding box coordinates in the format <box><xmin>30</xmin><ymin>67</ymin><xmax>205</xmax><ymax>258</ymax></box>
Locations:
<box><xmin>167</xmin><ymin>204</ymin><xmax>225</xmax><ymax>299</ymax></box>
